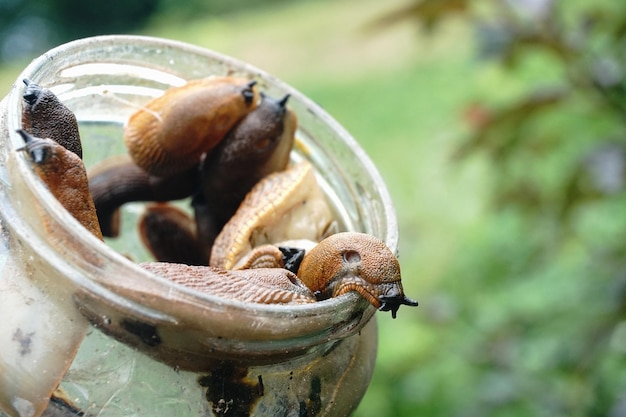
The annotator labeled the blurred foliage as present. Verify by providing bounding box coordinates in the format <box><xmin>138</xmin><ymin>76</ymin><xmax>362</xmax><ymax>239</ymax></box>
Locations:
<box><xmin>0</xmin><ymin>0</ymin><xmax>298</xmax><ymax>63</ymax></box>
<box><xmin>155</xmin><ymin>0</ymin><xmax>295</xmax><ymax>21</ymax></box>
<box><xmin>0</xmin><ymin>0</ymin><xmax>158</xmax><ymax>62</ymax></box>
<box><xmin>367</xmin><ymin>0</ymin><xmax>626</xmax><ymax>416</ymax></box>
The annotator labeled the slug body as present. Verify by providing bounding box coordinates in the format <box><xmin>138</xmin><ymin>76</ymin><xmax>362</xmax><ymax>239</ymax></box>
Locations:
<box><xmin>88</xmin><ymin>155</ymin><xmax>198</xmax><ymax>237</ymax></box>
<box><xmin>210</xmin><ymin>160</ymin><xmax>335</xmax><ymax>270</ymax></box>
<box><xmin>21</xmin><ymin>79</ymin><xmax>83</xmax><ymax>159</ymax></box>
<box><xmin>124</xmin><ymin>77</ymin><xmax>259</xmax><ymax>177</ymax></box>
<box><xmin>17</xmin><ymin>130</ymin><xmax>103</xmax><ymax>240</ymax></box>
<box><xmin>141</xmin><ymin>262</ymin><xmax>316</xmax><ymax>305</ymax></box>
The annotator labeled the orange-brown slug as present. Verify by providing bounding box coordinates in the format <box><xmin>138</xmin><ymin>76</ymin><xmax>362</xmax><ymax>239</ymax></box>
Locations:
<box><xmin>296</xmin><ymin>232</ymin><xmax>418</xmax><ymax>318</ymax></box>
<box><xmin>141</xmin><ymin>232</ymin><xmax>418</xmax><ymax>317</ymax></box>
<box><xmin>21</xmin><ymin>79</ymin><xmax>83</xmax><ymax>159</ymax></box>
<box><xmin>124</xmin><ymin>76</ymin><xmax>259</xmax><ymax>177</ymax></box>
<box><xmin>16</xmin><ymin>129</ymin><xmax>103</xmax><ymax>241</ymax></box>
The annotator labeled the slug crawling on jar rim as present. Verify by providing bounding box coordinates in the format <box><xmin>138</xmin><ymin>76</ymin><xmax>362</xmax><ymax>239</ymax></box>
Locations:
<box><xmin>124</xmin><ymin>76</ymin><xmax>259</xmax><ymax>177</ymax></box>
<box><xmin>143</xmin><ymin>231</ymin><xmax>417</xmax><ymax>318</ymax></box>
<box><xmin>16</xmin><ymin>129</ymin><xmax>103</xmax><ymax>241</ymax></box>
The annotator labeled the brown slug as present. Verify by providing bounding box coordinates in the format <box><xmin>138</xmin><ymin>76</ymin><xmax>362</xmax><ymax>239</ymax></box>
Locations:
<box><xmin>16</xmin><ymin>129</ymin><xmax>103</xmax><ymax>241</ymax></box>
<box><xmin>21</xmin><ymin>79</ymin><xmax>83</xmax><ymax>159</ymax></box>
<box><xmin>210</xmin><ymin>160</ymin><xmax>335</xmax><ymax>270</ymax></box>
<box><xmin>124</xmin><ymin>76</ymin><xmax>259</xmax><ymax>177</ymax></box>
<box><xmin>137</xmin><ymin>92</ymin><xmax>298</xmax><ymax>264</ymax></box>
<box><xmin>88</xmin><ymin>155</ymin><xmax>198</xmax><ymax>237</ymax></box>
<box><xmin>141</xmin><ymin>232</ymin><xmax>418</xmax><ymax>317</ymax></box>
<box><xmin>296</xmin><ymin>232</ymin><xmax>418</xmax><ymax>318</ymax></box>
<box><xmin>140</xmin><ymin>262</ymin><xmax>316</xmax><ymax>305</ymax></box>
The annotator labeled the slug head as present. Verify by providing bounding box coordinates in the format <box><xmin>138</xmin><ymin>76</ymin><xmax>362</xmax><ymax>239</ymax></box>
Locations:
<box><xmin>202</xmin><ymin>93</ymin><xmax>296</xmax><ymax>175</ymax></box>
<box><xmin>297</xmin><ymin>232</ymin><xmax>418</xmax><ymax>318</ymax></box>
<box><xmin>15</xmin><ymin>129</ymin><xmax>103</xmax><ymax>240</ymax></box>
<box><xmin>23</xmin><ymin>78</ymin><xmax>43</xmax><ymax>106</ymax></box>
<box><xmin>21</xmin><ymin>79</ymin><xmax>83</xmax><ymax>159</ymax></box>
<box><xmin>16</xmin><ymin>129</ymin><xmax>52</xmax><ymax>164</ymax></box>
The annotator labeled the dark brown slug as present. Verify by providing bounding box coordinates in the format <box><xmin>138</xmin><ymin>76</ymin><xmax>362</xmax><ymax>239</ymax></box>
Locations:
<box><xmin>21</xmin><ymin>79</ymin><xmax>83</xmax><ymax>159</ymax></box>
<box><xmin>88</xmin><ymin>155</ymin><xmax>198</xmax><ymax>237</ymax></box>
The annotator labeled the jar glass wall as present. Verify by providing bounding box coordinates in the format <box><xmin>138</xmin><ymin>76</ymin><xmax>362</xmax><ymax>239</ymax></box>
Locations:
<box><xmin>0</xmin><ymin>36</ymin><xmax>398</xmax><ymax>417</ymax></box>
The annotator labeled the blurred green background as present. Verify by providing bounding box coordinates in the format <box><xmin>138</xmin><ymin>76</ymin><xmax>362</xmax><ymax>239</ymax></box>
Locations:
<box><xmin>3</xmin><ymin>0</ymin><xmax>626</xmax><ymax>416</ymax></box>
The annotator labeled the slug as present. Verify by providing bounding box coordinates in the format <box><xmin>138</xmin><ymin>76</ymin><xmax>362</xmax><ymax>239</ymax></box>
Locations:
<box><xmin>210</xmin><ymin>160</ymin><xmax>335</xmax><ymax>270</ymax></box>
<box><xmin>124</xmin><ymin>77</ymin><xmax>259</xmax><ymax>177</ymax></box>
<box><xmin>297</xmin><ymin>232</ymin><xmax>418</xmax><ymax>318</ymax></box>
<box><xmin>197</xmin><ymin>92</ymin><xmax>297</xmax><ymax>227</ymax></box>
<box><xmin>21</xmin><ymin>79</ymin><xmax>83</xmax><ymax>159</ymax></box>
<box><xmin>137</xmin><ymin>92</ymin><xmax>298</xmax><ymax>264</ymax></box>
<box><xmin>88</xmin><ymin>155</ymin><xmax>198</xmax><ymax>237</ymax></box>
<box><xmin>16</xmin><ymin>129</ymin><xmax>103</xmax><ymax>241</ymax></box>
<box><xmin>142</xmin><ymin>232</ymin><xmax>418</xmax><ymax>317</ymax></box>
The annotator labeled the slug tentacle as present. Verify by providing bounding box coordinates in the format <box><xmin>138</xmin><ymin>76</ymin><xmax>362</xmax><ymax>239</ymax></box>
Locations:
<box><xmin>242</xmin><ymin>80</ymin><xmax>258</xmax><ymax>105</ymax></box>
<box><xmin>379</xmin><ymin>294</ymin><xmax>419</xmax><ymax>319</ymax></box>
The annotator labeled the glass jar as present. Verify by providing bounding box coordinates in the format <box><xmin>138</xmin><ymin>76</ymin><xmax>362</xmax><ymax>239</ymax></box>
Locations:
<box><xmin>0</xmin><ymin>35</ymin><xmax>398</xmax><ymax>417</ymax></box>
